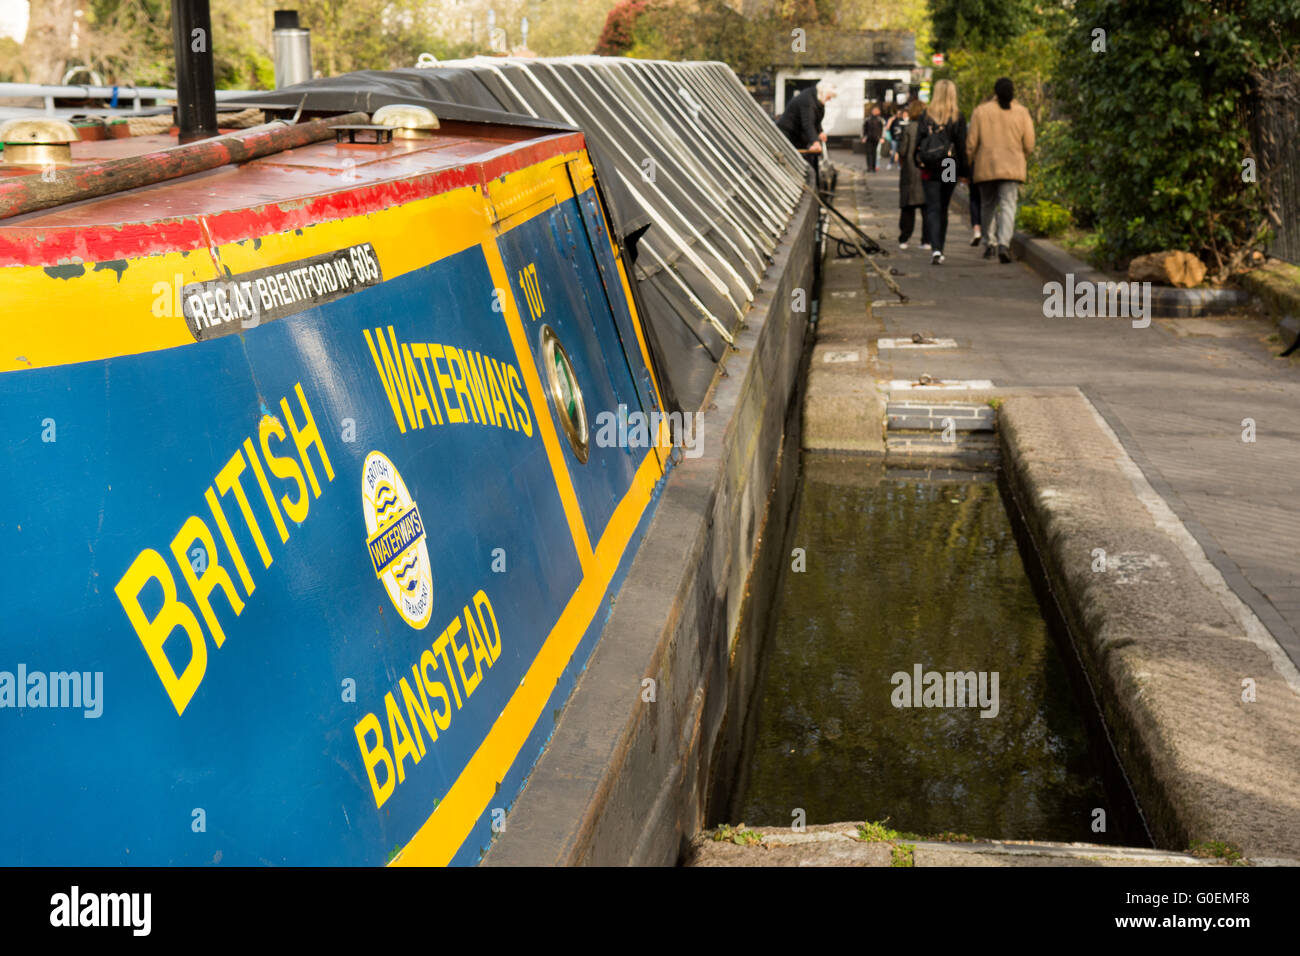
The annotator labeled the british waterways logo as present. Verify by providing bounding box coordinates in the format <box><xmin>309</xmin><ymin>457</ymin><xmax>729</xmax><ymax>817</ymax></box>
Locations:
<box><xmin>362</xmin><ymin>451</ymin><xmax>433</xmax><ymax>630</ymax></box>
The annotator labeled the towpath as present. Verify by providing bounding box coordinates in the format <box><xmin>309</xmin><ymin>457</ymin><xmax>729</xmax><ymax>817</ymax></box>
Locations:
<box><xmin>830</xmin><ymin>149</ymin><xmax>1300</xmax><ymax>672</ymax></box>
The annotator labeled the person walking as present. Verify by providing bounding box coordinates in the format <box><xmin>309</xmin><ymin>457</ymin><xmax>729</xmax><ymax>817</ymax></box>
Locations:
<box><xmin>897</xmin><ymin>99</ymin><xmax>930</xmax><ymax>248</ymax></box>
<box><xmin>967</xmin><ymin>103</ymin><xmax>988</xmax><ymax>247</ymax></box>
<box><xmin>861</xmin><ymin>104</ymin><xmax>884</xmax><ymax>173</ymax></box>
<box><xmin>777</xmin><ymin>82</ymin><xmax>836</xmax><ymax>180</ymax></box>
<box><xmin>913</xmin><ymin>79</ymin><xmax>968</xmax><ymax>265</ymax></box>
<box><xmin>967</xmin><ymin>77</ymin><xmax>1035</xmax><ymax>263</ymax></box>
<box><xmin>886</xmin><ymin>107</ymin><xmax>906</xmax><ymax>170</ymax></box>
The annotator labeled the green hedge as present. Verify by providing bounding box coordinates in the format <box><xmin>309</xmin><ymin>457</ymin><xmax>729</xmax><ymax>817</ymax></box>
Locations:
<box><xmin>1017</xmin><ymin>201</ymin><xmax>1072</xmax><ymax>237</ymax></box>
<box><xmin>1050</xmin><ymin>0</ymin><xmax>1299</xmax><ymax>275</ymax></box>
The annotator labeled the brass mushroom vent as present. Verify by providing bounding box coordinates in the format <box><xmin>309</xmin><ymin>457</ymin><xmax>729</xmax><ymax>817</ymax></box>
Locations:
<box><xmin>0</xmin><ymin>118</ymin><xmax>79</xmax><ymax>167</ymax></box>
<box><xmin>371</xmin><ymin>104</ymin><xmax>440</xmax><ymax>140</ymax></box>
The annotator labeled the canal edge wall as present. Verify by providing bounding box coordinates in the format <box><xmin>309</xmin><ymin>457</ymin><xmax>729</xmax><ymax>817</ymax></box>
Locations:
<box><xmin>481</xmin><ymin>192</ymin><xmax>817</xmax><ymax>866</ymax></box>
<box><xmin>1000</xmin><ymin>390</ymin><xmax>1300</xmax><ymax>863</ymax></box>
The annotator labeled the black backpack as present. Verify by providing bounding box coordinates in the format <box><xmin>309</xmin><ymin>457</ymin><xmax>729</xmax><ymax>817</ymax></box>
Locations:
<box><xmin>915</xmin><ymin>120</ymin><xmax>955</xmax><ymax>172</ymax></box>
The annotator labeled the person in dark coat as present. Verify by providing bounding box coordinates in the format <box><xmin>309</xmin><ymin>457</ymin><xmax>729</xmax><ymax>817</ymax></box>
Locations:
<box><xmin>913</xmin><ymin>79</ymin><xmax>969</xmax><ymax>264</ymax></box>
<box><xmin>861</xmin><ymin>105</ymin><xmax>884</xmax><ymax>173</ymax></box>
<box><xmin>897</xmin><ymin>99</ymin><xmax>929</xmax><ymax>248</ymax></box>
<box><xmin>777</xmin><ymin>83</ymin><xmax>835</xmax><ymax>177</ymax></box>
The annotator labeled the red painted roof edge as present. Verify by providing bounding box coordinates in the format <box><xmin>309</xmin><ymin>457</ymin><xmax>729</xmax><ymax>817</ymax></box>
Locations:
<box><xmin>0</xmin><ymin>129</ymin><xmax>587</xmax><ymax>266</ymax></box>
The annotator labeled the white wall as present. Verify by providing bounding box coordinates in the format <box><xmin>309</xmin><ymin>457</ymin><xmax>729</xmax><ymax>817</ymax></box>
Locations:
<box><xmin>775</xmin><ymin>67</ymin><xmax>915</xmax><ymax>138</ymax></box>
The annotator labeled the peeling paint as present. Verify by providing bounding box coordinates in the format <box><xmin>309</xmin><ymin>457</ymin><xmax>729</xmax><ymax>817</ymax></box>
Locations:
<box><xmin>92</xmin><ymin>259</ymin><xmax>128</xmax><ymax>281</ymax></box>
<box><xmin>43</xmin><ymin>262</ymin><xmax>86</xmax><ymax>280</ymax></box>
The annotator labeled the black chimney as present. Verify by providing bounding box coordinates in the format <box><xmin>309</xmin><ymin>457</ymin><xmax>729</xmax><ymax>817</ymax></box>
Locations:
<box><xmin>171</xmin><ymin>0</ymin><xmax>219</xmax><ymax>143</ymax></box>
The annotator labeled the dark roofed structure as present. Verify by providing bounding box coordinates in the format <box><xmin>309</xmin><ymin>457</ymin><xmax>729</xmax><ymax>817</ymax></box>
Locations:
<box><xmin>772</xmin><ymin>29</ymin><xmax>917</xmax><ymax>69</ymax></box>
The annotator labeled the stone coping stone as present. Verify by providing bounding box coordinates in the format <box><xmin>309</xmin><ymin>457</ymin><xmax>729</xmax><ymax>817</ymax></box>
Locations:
<box><xmin>888</xmin><ymin>378</ymin><xmax>994</xmax><ymax>392</ymax></box>
<box><xmin>803</xmin><ymin>247</ymin><xmax>886</xmax><ymax>453</ymax></box>
<box><xmin>999</xmin><ymin>387</ymin><xmax>1300</xmax><ymax>862</ymax></box>
<box><xmin>684</xmin><ymin>824</ymin><xmax>1230</xmax><ymax>866</ymax></box>
<box><xmin>1237</xmin><ymin>259</ymin><xmax>1300</xmax><ymax>349</ymax></box>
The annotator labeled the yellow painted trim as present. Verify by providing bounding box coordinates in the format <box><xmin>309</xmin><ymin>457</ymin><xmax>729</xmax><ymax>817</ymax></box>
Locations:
<box><xmin>611</xmin><ymin>255</ymin><xmax>663</xmax><ymax>409</ymax></box>
<box><xmin>0</xmin><ymin>147</ymin><xmax>643</xmax><ymax>381</ymax></box>
<box><xmin>217</xmin><ymin>186</ymin><xmax>488</xmax><ymax>287</ymax></box>
<box><xmin>2</xmin><ymin>175</ymin><xmax>485</xmax><ymax>373</ymax></box>
<box><xmin>481</xmin><ymin>238</ymin><xmax>594</xmax><ymax>572</ymax></box>
<box><xmin>567</xmin><ymin>173</ymin><xmax>670</xmax><ymax>467</ymax></box>
<box><xmin>489</xmin><ymin>154</ymin><xmax>579</xmax><ymax>235</ymax></box>
<box><xmin>390</xmin><ymin>447</ymin><xmax>661</xmax><ymax>867</ymax></box>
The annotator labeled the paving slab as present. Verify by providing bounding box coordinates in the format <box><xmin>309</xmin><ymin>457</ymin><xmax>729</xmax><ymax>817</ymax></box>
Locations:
<box><xmin>802</xmin><ymin>200</ymin><xmax>887</xmax><ymax>453</ymax></box>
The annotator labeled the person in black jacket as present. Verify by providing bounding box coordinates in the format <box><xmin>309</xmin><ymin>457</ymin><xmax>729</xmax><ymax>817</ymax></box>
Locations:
<box><xmin>777</xmin><ymin>83</ymin><xmax>835</xmax><ymax>177</ymax></box>
<box><xmin>913</xmin><ymin>79</ymin><xmax>969</xmax><ymax>264</ymax></box>
<box><xmin>897</xmin><ymin>100</ymin><xmax>930</xmax><ymax>247</ymax></box>
<box><xmin>861</xmin><ymin>104</ymin><xmax>884</xmax><ymax>173</ymax></box>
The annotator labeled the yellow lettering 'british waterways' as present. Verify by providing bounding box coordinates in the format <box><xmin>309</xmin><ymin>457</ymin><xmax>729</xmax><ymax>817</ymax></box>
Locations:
<box><xmin>363</xmin><ymin>326</ymin><xmax>532</xmax><ymax>438</ymax></box>
<box><xmin>114</xmin><ymin>383</ymin><xmax>335</xmax><ymax>716</ymax></box>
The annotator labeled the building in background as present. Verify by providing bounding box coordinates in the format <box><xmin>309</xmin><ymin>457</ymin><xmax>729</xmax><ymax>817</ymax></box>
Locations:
<box><xmin>771</xmin><ymin>28</ymin><xmax>921</xmax><ymax>141</ymax></box>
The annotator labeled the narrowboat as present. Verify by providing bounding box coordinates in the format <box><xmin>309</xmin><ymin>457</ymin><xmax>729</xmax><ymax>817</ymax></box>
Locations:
<box><xmin>0</xmin><ymin>50</ymin><xmax>811</xmax><ymax>865</ymax></box>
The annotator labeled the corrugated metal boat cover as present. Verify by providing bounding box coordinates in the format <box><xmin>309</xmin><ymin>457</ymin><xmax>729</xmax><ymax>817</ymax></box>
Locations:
<box><xmin>233</xmin><ymin>57</ymin><xmax>812</xmax><ymax>411</ymax></box>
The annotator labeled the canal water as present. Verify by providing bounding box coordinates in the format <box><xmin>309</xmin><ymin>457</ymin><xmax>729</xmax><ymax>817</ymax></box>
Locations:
<box><xmin>728</xmin><ymin>454</ymin><xmax>1148</xmax><ymax>845</ymax></box>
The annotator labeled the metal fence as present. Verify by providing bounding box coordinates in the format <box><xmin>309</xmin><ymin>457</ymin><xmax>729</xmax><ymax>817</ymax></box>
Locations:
<box><xmin>1247</xmin><ymin>69</ymin><xmax>1300</xmax><ymax>265</ymax></box>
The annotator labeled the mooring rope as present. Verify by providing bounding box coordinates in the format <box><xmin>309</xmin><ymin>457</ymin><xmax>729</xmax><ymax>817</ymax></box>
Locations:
<box><xmin>805</xmin><ymin>181</ymin><xmax>908</xmax><ymax>303</ymax></box>
<box><xmin>127</xmin><ymin>108</ymin><xmax>266</xmax><ymax>137</ymax></box>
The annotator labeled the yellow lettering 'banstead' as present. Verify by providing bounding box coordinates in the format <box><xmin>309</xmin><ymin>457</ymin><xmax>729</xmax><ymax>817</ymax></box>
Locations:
<box><xmin>355</xmin><ymin>588</ymin><xmax>502</xmax><ymax>809</ymax></box>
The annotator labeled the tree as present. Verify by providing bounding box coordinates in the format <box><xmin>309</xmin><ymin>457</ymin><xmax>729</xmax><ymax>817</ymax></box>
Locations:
<box><xmin>20</xmin><ymin>0</ymin><xmax>86</xmax><ymax>84</ymax></box>
<box><xmin>1051</xmin><ymin>0</ymin><xmax>1300</xmax><ymax>277</ymax></box>
<box><xmin>927</xmin><ymin>0</ymin><xmax>1034</xmax><ymax>52</ymax></box>
<box><xmin>0</xmin><ymin>38</ymin><xmax>21</xmax><ymax>82</ymax></box>
<box><xmin>940</xmin><ymin>27</ymin><xmax>1055</xmax><ymax>127</ymax></box>
<box><xmin>627</xmin><ymin>0</ymin><xmax>768</xmax><ymax>73</ymax></box>
<box><xmin>595</xmin><ymin>0</ymin><xmax>649</xmax><ymax>56</ymax></box>
<box><xmin>21</xmin><ymin>1</ymin><xmax>489</xmax><ymax>91</ymax></box>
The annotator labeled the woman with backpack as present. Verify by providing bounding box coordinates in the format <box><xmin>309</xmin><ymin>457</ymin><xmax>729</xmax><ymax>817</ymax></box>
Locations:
<box><xmin>897</xmin><ymin>99</ymin><xmax>930</xmax><ymax>249</ymax></box>
<box><xmin>913</xmin><ymin>79</ymin><xmax>969</xmax><ymax>265</ymax></box>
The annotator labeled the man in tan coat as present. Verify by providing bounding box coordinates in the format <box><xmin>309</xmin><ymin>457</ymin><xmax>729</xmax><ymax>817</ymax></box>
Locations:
<box><xmin>967</xmin><ymin>77</ymin><xmax>1035</xmax><ymax>263</ymax></box>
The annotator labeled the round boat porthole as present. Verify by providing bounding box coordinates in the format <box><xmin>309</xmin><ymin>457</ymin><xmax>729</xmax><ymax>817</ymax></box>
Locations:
<box><xmin>539</xmin><ymin>325</ymin><xmax>589</xmax><ymax>464</ymax></box>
